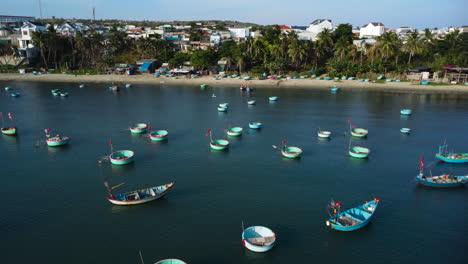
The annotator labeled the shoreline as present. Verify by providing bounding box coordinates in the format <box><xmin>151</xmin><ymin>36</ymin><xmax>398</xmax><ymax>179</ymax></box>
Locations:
<box><xmin>1</xmin><ymin>73</ymin><xmax>468</xmax><ymax>93</ymax></box>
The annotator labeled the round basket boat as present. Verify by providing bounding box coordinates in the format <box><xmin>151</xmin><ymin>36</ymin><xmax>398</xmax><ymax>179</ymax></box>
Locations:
<box><xmin>400</xmin><ymin>128</ymin><xmax>411</xmax><ymax>134</ymax></box>
<box><xmin>60</xmin><ymin>92</ymin><xmax>69</xmax><ymax>97</ymax></box>
<box><xmin>249</xmin><ymin>122</ymin><xmax>262</xmax><ymax>129</ymax></box>
<box><xmin>1</xmin><ymin>127</ymin><xmax>17</xmax><ymax>136</ymax></box>
<box><xmin>109</xmin><ymin>150</ymin><xmax>135</xmax><ymax>165</ymax></box>
<box><xmin>154</xmin><ymin>259</ymin><xmax>187</xmax><ymax>264</ymax></box>
<box><xmin>318</xmin><ymin>131</ymin><xmax>331</xmax><ymax>138</ymax></box>
<box><xmin>400</xmin><ymin>109</ymin><xmax>412</xmax><ymax>115</ymax></box>
<box><xmin>281</xmin><ymin>146</ymin><xmax>303</xmax><ymax>158</ymax></box>
<box><xmin>242</xmin><ymin>226</ymin><xmax>276</xmax><ymax>252</ymax></box>
<box><xmin>51</xmin><ymin>89</ymin><xmax>59</xmax><ymax>94</ymax></box>
<box><xmin>79</xmin><ymin>84</ymin><xmax>85</xmax><ymax>88</ymax></box>
<box><xmin>210</xmin><ymin>139</ymin><xmax>230</xmax><ymax>150</ymax></box>
<box><xmin>351</xmin><ymin>128</ymin><xmax>368</xmax><ymax>137</ymax></box>
<box><xmin>349</xmin><ymin>146</ymin><xmax>370</xmax><ymax>158</ymax></box>
<box><xmin>269</xmin><ymin>96</ymin><xmax>278</xmax><ymax>101</ymax></box>
<box><xmin>46</xmin><ymin>136</ymin><xmax>71</xmax><ymax>147</ymax></box>
<box><xmin>150</xmin><ymin>130</ymin><xmax>168</xmax><ymax>141</ymax></box>
<box><xmin>227</xmin><ymin>127</ymin><xmax>243</xmax><ymax>136</ymax></box>
<box><xmin>219</xmin><ymin>103</ymin><xmax>229</xmax><ymax>108</ymax></box>
<box><xmin>130</xmin><ymin>123</ymin><xmax>148</xmax><ymax>133</ymax></box>
<box><xmin>217</xmin><ymin>106</ymin><xmax>228</xmax><ymax>112</ymax></box>
<box><xmin>200</xmin><ymin>84</ymin><xmax>207</xmax><ymax>88</ymax></box>
<box><xmin>247</xmin><ymin>100</ymin><xmax>256</xmax><ymax>105</ymax></box>
<box><xmin>330</xmin><ymin>87</ymin><xmax>340</xmax><ymax>92</ymax></box>
<box><xmin>125</xmin><ymin>84</ymin><xmax>132</xmax><ymax>88</ymax></box>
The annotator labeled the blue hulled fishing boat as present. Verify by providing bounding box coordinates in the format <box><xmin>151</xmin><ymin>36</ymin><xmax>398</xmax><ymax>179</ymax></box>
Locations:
<box><xmin>326</xmin><ymin>198</ymin><xmax>380</xmax><ymax>231</ymax></box>
<box><xmin>416</xmin><ymin>157</ymin><xmax>468</xmax><ymax>187</ymax></box>
<box><xmin>435</xmin><ymin>144</ymin><xmax>468</xmax><ymax>163</ymax></box>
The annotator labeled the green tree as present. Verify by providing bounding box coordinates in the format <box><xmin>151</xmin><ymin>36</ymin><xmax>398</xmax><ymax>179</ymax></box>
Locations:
<box><xmin>402</xmin><ymin>30</ymin><xmax>423</xmax><ymax>65</ymax></box>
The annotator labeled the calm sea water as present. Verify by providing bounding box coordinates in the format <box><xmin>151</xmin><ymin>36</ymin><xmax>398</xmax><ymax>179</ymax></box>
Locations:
<box><xmin>1</xmin><ymin>81</ymin><xmax>467</xmax><ymax>264</ymax></box>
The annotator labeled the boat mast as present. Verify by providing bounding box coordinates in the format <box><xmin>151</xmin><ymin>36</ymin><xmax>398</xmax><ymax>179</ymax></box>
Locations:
<box><xmin>241</xmin><ymin>220</ymin><xmax>245</xmax><ymax>232</ymax></box>
<box><xmin>138</xmin><ymin>251</ymin><xmax>145</xmax><ymax>264</ymax></box>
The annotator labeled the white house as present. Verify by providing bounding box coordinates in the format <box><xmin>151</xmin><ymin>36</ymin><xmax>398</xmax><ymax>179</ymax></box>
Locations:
<box><xmin>17</xmin><ymin>21</ymin><xmax>46</xmax><ymax>59</ymax></box>
<box><xmin>210</xmin><ymin>34</ymin><xmax>221</xmax><ymax>45</ymax></box>
<box><xmin>306</xmin><ymin>19</ymin><xmax>332</xmax><ymax>34</ymax></box>
<box><xmin>56</xmin><ymin>22</ymin><xmax>90</xmax><ymax>36</ymax></box>
<box><xmin>359</xmin><ymin>22</ymin><xmax>385</xmax><ymax>38</ymax></box>
<box><xmin>228</xmin><ymin>27</ymin><xmax>250</xmax><ymax>38</ymax></box>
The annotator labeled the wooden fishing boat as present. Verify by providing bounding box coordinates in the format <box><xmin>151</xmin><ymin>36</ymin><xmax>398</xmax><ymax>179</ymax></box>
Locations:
<box><xmin>400</xmin><ymin>128</ymin><xmax>411</xmax><ymax>134</ymax></box>
<box><xmin>326</xmin><ymin>198</ymin><xmax>380</xmax><ymax>231</ymax></box>
<box><xmin>247</xmin><ymin>100</ymin><xmax>256</xmax><ymax>105</ymax></box>
<box><xmin>269</xmin><ymin>96</ymin><xmax>278</xmax><ymax>101</ymax></box>
<box><xmin>217</xmin><ymin>106</ymin><xmax>228</xmax><ymax>112</ymax></box>
<box><xmin>416</xmin><ymin>157</ymin><xmax>468</xmax><ymax>187</ymax></box>
<box><xmin>46</xmin><ymin>135</ymin><xmax>71</xmax><ymax>147</ymax></box>
<box><xmin>435</xmin><ymin>144</ymin><xmax>468</xmax><ymax>163</ymax></box>
<box><xmin>125</xmin><ymin>84</ymin><xmax>132</xmax><ymax>88</ymax></box>
<box><xmin>4</xmin><ymin>86</ymin><xmax>12</xmax><ymax>91</ymax></box>
<box><xmin>10</xmin><ymin>93</ymin><xmax>21</xmax><ymax>97</ymax></box>
<box><xmin>130</xmin><ymin>123</ymin><xmax>148</xmax><ymax>133</ymax></box>
<box><xmin>318</xmin><ymin>131</ymin><xmax>331</xmax><ymax>138</ymax></box>
<box><xmin>210</xmin><ymin>139</ymin><xmax>229</xmax><ymax>150</ymax></box>
<box><xmin>249</xmin><ymin>122</ymin><xmax>262</xmax><ymax>129</ymax></box>
<box><xmin>227</xmin><ymin>127</ymin><xmax>243</xmax><ymax>136</ymax></box>
<box><xmin>351</xmin><ymin>128</ymin><xmax>368</xmax><ymax>138</ymax></box>
<box><xmin>149</xmin><ymin>130</ymin><xmax>168</xmax><ymax>141</ymax></box>
<box><xmin>109</xmin><ymin>150</ymin><xmax>135</xmax><ymax>165</ymax></box>
<box><xmin>154</xmin><ymin>259</ymin><xmax>187</xmax><ymax>264</ymax></box>
<box><xmin>1</xmin><ymin>127</ymin><xmax>16</xmax><ymax>136</ymax></box>
<box><xmin>106</xmin><ymin>182</ymin><xmax>175</xmax><ymax>205</ymax></box>
<box><xmin>200</xmin><ymin>84</ymin><xmax>207</xmax><ymax>88</ymax></box>
<box><xmin>349</xmin><ymin>146</ymin><xmax>370</xmax><ymax>158</ymax></box>
<box><xmin>242</xmin><ymin>226</ymin><xmax>276</xmax><ymax>252</ymax></box>
<box><xmin>60</xmin><ymin>92</ymin><xmax>69</xmax><ymax>97</ymax></box>
<box><xmin>330</xmin><ymin>87</ymin><xmax>340</xmax><ymax>92</ymax></box>
<box><xmin>400</xmin><ymin>109</ymin><xmax>412</xmax><ymax>115</ymax></box>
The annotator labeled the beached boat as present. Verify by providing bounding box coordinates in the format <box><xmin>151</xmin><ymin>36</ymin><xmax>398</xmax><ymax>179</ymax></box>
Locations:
<box><xmin>400</xmin><ymin>109</ymin><xmax>412</xmax><ymax>115</ymax></box>
<box><xmin>326</xmin><ymin>198</ymin><xmax>380</xmax><ymax>231</ymax></box>
<box><xmin>46</xmin><ymin>135</ymin><xmax>71</xmax><ymax>147</ymax></box>
<box><xmin>416</xmin><ymin>157</ymin><xmax>468</xmax><ymax>187</ymax></box>
<box><xmin>269</xmin><ymin>96</ymin><xmax>278</xmax><ymax>101</ymax></box>
<box><xmin>421</xmin><ymin>81</ymin><xmax>430</xmax><ymax>85</ymax></box>
<box><xmin>109</xmin><ymin>150</ymin><xmax>135</xmax><ymax>165</ymax></box>
<box><xmin>125</xmin><ymin>84</ymin><xmax>132</xmax><ymax>88</ymax></box>
<box><xmin>154</xmin><ymin>259</ymin><xmax>187</xmax><ymax>264</ymax></box>
<box><xmin>200</xmin><ymin>84</ymin><xmax>207</xmax><ymax>88</ymax></box>
<box><xmin>400</xmin><ymin>128</ymin><xmax>411</xmax><ymax>134</ymax></box>
<box><xmin>351</xmin><ymin>128</ymin><xmax>368</xmax><ymax>138</ymax></box>
<box><xmin>149</xmin><ymin>130</ymin><xmax>168</xmax><ymax>141</ymax></box>
<box><xmin>349</xmin><ymin>146</ymin><xmax>370</xmax><ymax>158</ymax></box>
<box><xmin>1</xmin><ymin>127</ymin><xmax>16</xmax><ymax>136</ymax></box>
<box><xmin>60</xmin><ymin>92</ymin><xmax>69</xmax><ymax>97</ymax></box>
<box><xmin>318</xmin><ymin>131</ymin><xmax>331</xmax><ymax>138</ymax></box>
<box><xmin>242</xmin><ymin>226</ymin><xmax>276</xmax><ymax>252</ymax></box>
<box><xmin>330</xmin><ymin>87</ymin><xmax>340</xmax><ymax>92</ymax></box>
<box><xmin>10</xmin><ymin>93</ymin><xmax>21</xmax><ymax>97</ymax></box>
<box><xmin>227</xmin><ymin>127</ymin><xmax>243</xmax><ymax>136</ymax></box>
<box><xmin>249</xmin><ymin>122</ymin><xmax>262</xmax><ymax>129</ymax></box>
<box><xmin>247</xmin><ymin>100</ymin><xmax>256</xmax><ymax>105</ymax></box>
<box><xmin>130</xmin><ymin>123</ymin><xmax>148</xmax><ymax>134</ymax></box>
<box><xmin>435</xmin><ymin>144</ymin><xmax>468</xmax><ymax>163</ymax></box>
<box><xmin>106</xmin><ymin>182</ymin><xmax>175</xmax><ymax>205</ymax></box>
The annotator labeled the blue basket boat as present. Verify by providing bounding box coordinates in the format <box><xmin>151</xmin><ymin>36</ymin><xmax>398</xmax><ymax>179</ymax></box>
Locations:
<box><xmin>242</xmin><ymin>226</ymin><xmax>276</xmax><ymax>252</ymax></box>
<box><xmin>269</xmin><ymin>96</ymin><xmax>278</xmax><ymax>101</ymax></box>
<box><xmin>326</xmin><ymin>198</ymin><xmax>380</xmax><ymax>231</ymax></box>
<box><xmin>400</xmin><ymin>128</ymin><xmax>411</xmax><ymax>134</ymax></box>
<box><xmin>330</xmin><ymin>87</ymin><xmax>340</xmax><ymax>92</ymax></box>
<box><xmin>249</xmin><ymin>122</ymin><xmax>262</xmax><ymax>129</ymax></box>
<box><xmin>400</xmin><ymin>109</ymin><xmax>412</xmax><ymax>115</ymax></box>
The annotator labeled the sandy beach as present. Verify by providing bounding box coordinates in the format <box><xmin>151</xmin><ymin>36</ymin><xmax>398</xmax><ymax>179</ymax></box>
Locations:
<box><xmin>1</xmin><ymin>73</ymin><xmax>467</xmax><ymax>93</ymax></box>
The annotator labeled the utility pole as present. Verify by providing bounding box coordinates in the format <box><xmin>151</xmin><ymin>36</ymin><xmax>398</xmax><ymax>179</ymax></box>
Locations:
<box><xmin>38</xmin><ymin>0</ymin><xmax>43</xmax><ymax>19</ymax></box>
<box><xmin>92</xmin><ymin>6</ymin><xmax>96</xmax><ymax>21</ymax></box>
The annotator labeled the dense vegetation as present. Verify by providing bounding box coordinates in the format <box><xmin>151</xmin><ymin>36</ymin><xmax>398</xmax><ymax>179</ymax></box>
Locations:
<box><xmin>13</xmin><ymin>23</ymin><xmax>468</xmax><ymax>76</ymax></box>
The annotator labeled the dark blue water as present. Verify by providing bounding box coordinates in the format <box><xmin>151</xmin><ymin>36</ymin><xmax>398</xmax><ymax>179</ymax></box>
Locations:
<box><xmin>1</xmin><ymin>81</ymin><xmax>467</xmax><ymax>264</ymax></box>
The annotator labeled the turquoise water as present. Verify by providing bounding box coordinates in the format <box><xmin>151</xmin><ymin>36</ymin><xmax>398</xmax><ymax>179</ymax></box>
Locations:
<box><xmin>1</xmin><ymin>82</ymin><xmax>467</xmax><ymax>264</ymax></box>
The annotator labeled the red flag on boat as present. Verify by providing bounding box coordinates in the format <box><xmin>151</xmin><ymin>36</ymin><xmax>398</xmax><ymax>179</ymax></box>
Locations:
<box><xmin>108</xmin><ymin>139</ymin><xmax>113</xmax><ymax>146</ymax></box>
<box><xmin>8</xmin><ymin>113</ymin><xmax>12</xmax><ymax>119</ymax></box>
<box><xmin>281</xmin><ymin>140</ymin><xmax>286</xmax><ymax>144</ymax></box>
<box><xmin>335</xmin><ymin>202</ymin><xmax>341</xmax><ymax>207</ymax></box>
<box><xmin>419</xmin><ymin>156</ymin><xmax>424</xmax><ymax>164</ymax></box>
<box><xmin>104</xmin><ymin>182</ymin><xmax>109</xmax><ymax>188</ymax></box>
<box><xmin>207</xmin><ymin>129</ymin><xmax>212</xmax><ymax>132</ymax></box>
<box><xmin>44</xmin><ymin>128</ymin><xmax>51</xmax><ymax>134</ymax></box>
<box><xmin>205</xmin><ymin>134</ymin><xmax>209</xmax><ymax>137</ymax></box>
<box><xmin>147</xmin><ymin>125</ymin><xmax>151</xmax><ymax>131</ymax></box>
<box><xmin>347</xmin><ymin>119</ymin><xmax>351</xmax><ymax>123</ymax></box>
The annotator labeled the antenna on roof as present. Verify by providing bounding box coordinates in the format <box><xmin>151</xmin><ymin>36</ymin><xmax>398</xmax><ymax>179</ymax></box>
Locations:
<box><xmin>38</xmin><ymin>0</ymin><xmax>43</xmax><ymax>19</ymax></box>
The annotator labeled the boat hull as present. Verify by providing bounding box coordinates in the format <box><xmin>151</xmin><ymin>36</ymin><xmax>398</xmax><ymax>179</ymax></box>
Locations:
<box><xmin>109</xmin><ymin>150</ymin><xmax>135</xmax><ymax>165</ymax></box>
<box><xmin>351</xmin><ymin>128</ymin><xmax>368</xmax><ymax>138</ymax></box>
<box><xmin>107</xmin><ymin>182</ymin><xmax>175</xmax><ymax>205</ymax></box>
<box><xmin>349</xmin><ymin>147</ymin><xmax>370</xmax><ymax>158</ymax></box>
<box><xmin>154</xmin><ymin>259</ymin><xmax>187</xmax><ymax>264</ymax></box>
<box><xmin>249</xmin><ymin>123</ymin><xmax>262</xmax><ymax>129</ymax></box>
<box><xmin>130</xmin><ymin>123</ymin><xmax>147</xmax><ymax>134</ymax></box>
<box><xmin>435</xmin><ymin>154</ymin><xmax>468</xmax><ymax>163</ymax></box>
<box><xmin>318</xmin><ymin>132</ymin><xmax>331</xmax><ymax>138</ymax></box>
<box><xmin>242</xmin><ymin>226</ymin><xmax>276</xmax><ymax>252</ymax></box>
<box><xmin>416</xmin><ymin>175</ymin><xmax>468</xmax><ymax>187</ymax></box>
<box><xmin>400</xmin><ymin>109</ymin><xmax>412</xmax><ymax>115</ymax></box>
<box><xmin>1</xmin><ymin>127</ymin><xmax>17</xmax><ymax>136</ymax></box>
<box><xmin>227</xmin><ymin>127</ymin><xmax>243</xmax><ymax>136</ymax></box>
<box><xmin>327</xmin><ymin>200</ymin><xmax>379</xmax><ymax>231</ymax></box>
<box><xmin>281</xmin><ymin>147</ymin><xmax>302</xmax><ymax>158</ymax></box>
<box><xmin>269</xmin><ymin>97</ymin><xmax>278</xmax><ymax>101</ymax></box>
<box><xmin>210</xmin><ymin>140</ymin><xmax>229</xmax><ymax>150</ymax></box>
<box><xmin>46</xmin><ymin>137</ymin><xmax>71</xmax><ymax>147</ymax></box>
<box><xmin>150</xmin><ymin>130</ymin><xmax>168</xmax><ymax>141</ymax></box>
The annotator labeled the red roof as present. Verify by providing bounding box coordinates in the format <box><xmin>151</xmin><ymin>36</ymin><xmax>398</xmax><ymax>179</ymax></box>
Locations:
<box><xmin>279</xmin><ymin>25</ymin><xmax>292</xmax><ymax>30</ymax></box>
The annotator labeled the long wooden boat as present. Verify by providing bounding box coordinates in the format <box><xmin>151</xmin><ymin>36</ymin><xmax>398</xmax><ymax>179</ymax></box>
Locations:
<box><xmin>318</xmin><ymin>131</ymin><xmax>331</xmax><ymax>138</ymax></box>
<box><xmin>269</xmin><ymin>96</ymin><xmax>278</xmax><ymax>101</ymax></box>
<box><xmin>242</xmin><ymin>226</ymin><xmax>276</xmax><ymax>252</ymax></box>
<box><xmin>1</xmin><ymin>127</ymin><xmax>17</xmax><ymax>136</ymax></box>
<box><xmin>349</xmin><ymin>146</ymin><xmax>370</xmax><ymax>158</ymax></box>
<box><xmin>130</xmin><ymin>123</ymin><xmax>147</xmax><ymax>133</ymax></box>
<box><xmin>227</xmin><ymin>127</ymin><xmax>243</xmax><ymax>136</ymax></box>
<box><xmin>107</xmin><ymin>182</ymin><xmax>175</xmax><ymax>205</ymax></box>
<box><xmin>400</xmin><ymin>109</ymin><xmax>412</xmax><ymax>115</ymax></box>
<box><xmin>326</xmin><ymin>198</ymin><xmax>380</xmax><ymax>231</ymax></box>
<box><xmin>46</xmin><ymin>135</ymin><xmax>71</xmax><ymax>147</ymax></box>
<box><xmin>154</xmin><ymin>259</ymin><xmax>187</xmax><ymax>264</ymax></box>
<box><xmin>435</xmin><ymin>144</ymin><xmax>468</xmax><ymax>163</ymax></box>
<box><xmin>109</xmin><ymin>150</ymin><xmax>135</xmax><ymax>165</ymax></box>
<box><xmin>210</xmin><ymin>139</ymin><xmax>230</xmax><ymax>150</ymax></box>
<box><xmin>416</xmin><ymin>173</ymin><xmax>468</xmax><ymax>187</ymax></box>
<box><xmin>249</xmin><ymin>122</ymin><xmax>262</xmax><ymax>129</ymax></box>
<box><xmin>150</xmin><ymin>130</ymin><xmax>168</xmax><ymax>141</ymax></box>
<box><xmin>351</xmin><ymin>128</ymin><xmax>368</xmax><ymax>138</ymax></box>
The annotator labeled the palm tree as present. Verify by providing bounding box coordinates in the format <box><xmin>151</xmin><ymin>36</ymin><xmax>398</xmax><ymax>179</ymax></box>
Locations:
<box><xmin>31</xmin><ymin>30</ymin><xmax>48</xmax><ymax>69</ymax></box>
<box><xmin>402</xmin><ymin>30</ymin><xmax>423</xmax><ymax>65</ymax></box>
<box><xmin>376</xmin><ymin>32</ymin><xmax>399</xmax><ymax>61</ymax></box>
<box><xmin>333</xmin><ymin>37</ymin><xmax>349</xmax><ymax>61</ymax></box>
<box><xmin>288</xmin><ymin>40</ymin><xmax>306</xmax><ymax>69</ymax></box>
